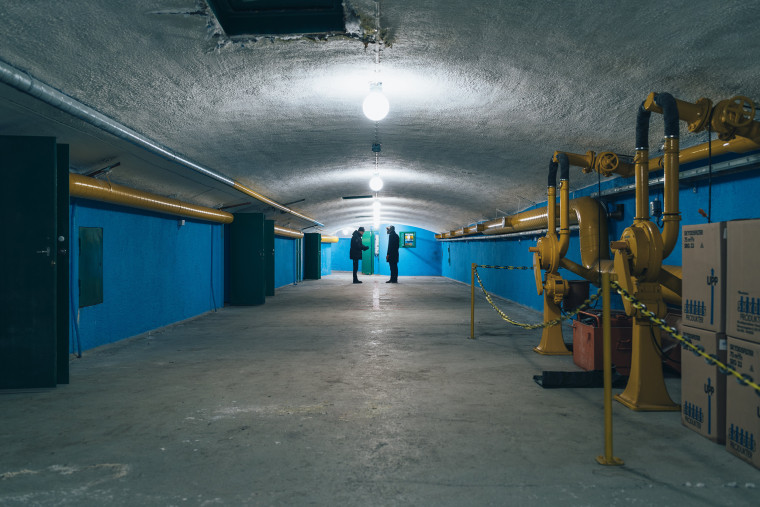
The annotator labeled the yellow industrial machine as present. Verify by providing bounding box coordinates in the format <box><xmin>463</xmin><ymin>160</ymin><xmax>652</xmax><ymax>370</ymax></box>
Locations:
<box><xmin>610</xmin><ymin>92</ymin><xmax>760</xmax><ymax>410</ymax></box>
<box><xmin>529</xmin><ymin>155</ymin><xmax>571</xmax><ymax>354</ymax></box>
<box><xmin>605</xmin><ymin>92</ymin><xmax>681</xmax><ymax>411</ymax></box>
<box><xmin>439</xmin><ymin>92</ymin><xmax>760</xmax><ymax>406</ymax></box>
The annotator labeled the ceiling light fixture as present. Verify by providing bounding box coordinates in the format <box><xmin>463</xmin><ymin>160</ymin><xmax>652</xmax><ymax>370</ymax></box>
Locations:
<box><xmin>362</xmin><ymin>0</ymin><xmax>388</xmax><ymax>122</ymax></box>
<box><xmin>363</xmin><ymin>82</ymin><xmax>389</xmax><ymax>122</ymax></box>
<box><xmin>369</xmin><ymin>174</ymin><xmax>384</xmax><ymax>191</ymax></box>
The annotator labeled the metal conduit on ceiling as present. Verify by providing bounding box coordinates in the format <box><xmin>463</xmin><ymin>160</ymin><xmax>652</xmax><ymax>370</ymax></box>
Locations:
<box><xmin>0</xmin><ymin>59</ymin><xmax>324</xmax><ymax>228</ymax></box>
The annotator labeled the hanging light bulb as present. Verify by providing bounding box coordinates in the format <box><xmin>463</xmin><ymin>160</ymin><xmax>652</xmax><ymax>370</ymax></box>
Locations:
<box><xmin>363</xmin><ymin>82</ymin><xmax>389</xmax><ymax>122</ymax></box>
<box><xmin>369</xmin><ymin>174</ymin><xmax>384</xmax><ymax>191</ymax></box>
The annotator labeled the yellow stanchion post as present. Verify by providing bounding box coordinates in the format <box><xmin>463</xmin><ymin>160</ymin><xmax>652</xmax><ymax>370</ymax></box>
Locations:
<box><xmin>470</xmin><ymin>263</ymin><xmax>476</xmax><ymax>339</ymax></box>
<box><xmin>597</xmin><ymin>272</ymin><xmax>624</xmax><ymax>466</ymax></box>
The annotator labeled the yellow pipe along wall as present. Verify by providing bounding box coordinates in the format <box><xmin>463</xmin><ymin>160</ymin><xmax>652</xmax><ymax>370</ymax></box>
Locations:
<box><xmin>69</xmin><ymin>173</ymin><xmax>233</xmax><ymax>224</ymax></box>
<box><xmin>274</xmin><ymin>226</ymin><xmax>304</xmax><ymax>239</ymax></box>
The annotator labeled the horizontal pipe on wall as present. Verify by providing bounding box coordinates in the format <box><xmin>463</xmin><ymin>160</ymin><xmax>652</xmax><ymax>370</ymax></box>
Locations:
<box><xmin>321</xmin><ymin>235</ymin><xmax>339</xmax><ymax>243</ymax></box>
<box><xmin>592</xmin><ymin>152</ymin><xmax>760</xmax><ymax>199</ymax></box>
<box><xmin>0</xmin><ymin>58</ymin><xmax>323</xmax><ymax>228</ymax></box>
<box><xmin>648</xmin><ymin>136</ymin><xmax>760</xmax><ymax>171</ymax></box>
<box><xmin>69</xmin><ymin>174</ymin><xmax>233</xmax><ymax>224</ymax></box>
<box><xmin>274</xmin><ymin>225</ymin><xmax>304</xmax><ymax>239</ymax></box>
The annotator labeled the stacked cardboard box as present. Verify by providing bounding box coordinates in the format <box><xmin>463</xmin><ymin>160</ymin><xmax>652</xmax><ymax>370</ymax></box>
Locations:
<box><xmin>725</xmin><ymin>219</ymin><xmax>760</xmax><ymax>469</ymax></box>
<box><xmin>680</xmin><ymin>326</ymin><xmax>726</xmax><ymax>443</ymax></box>
<box><xmin>682</xmin><ymin>222</ymin><xmax>726</xmax><ymax>332</ymax></box>
<box><xmin>726</xmin><ymin>219</ymin><xmax>760</xmax><ymax>342</ymax></box>
<box><xmin>681</xmin><ymin>223</ymin><xmax>727</xmax><ymax>444</ymax></box>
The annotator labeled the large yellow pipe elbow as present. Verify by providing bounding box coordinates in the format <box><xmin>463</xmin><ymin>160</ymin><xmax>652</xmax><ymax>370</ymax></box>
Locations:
<box><xmin>569</xmin><ymin>197</ymin><xmax>609</xmax><ymax>268</ymax></box>
<box><xmin>70</xmin><ymin>173</ymin><xmax>234</xmax><ymax>224</ymax></box>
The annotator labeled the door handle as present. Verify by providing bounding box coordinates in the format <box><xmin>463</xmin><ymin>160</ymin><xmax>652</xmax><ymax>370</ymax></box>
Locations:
<box><xmin>36</xmin><ymin>247</ymin><xmax>51</xmax><ymax>256</ymax></box>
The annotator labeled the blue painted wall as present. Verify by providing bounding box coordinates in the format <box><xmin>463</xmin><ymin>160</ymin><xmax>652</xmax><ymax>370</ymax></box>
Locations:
<box><xmin>68</xmin><ymin>151</ymin><xmax>760</xmax><ymax>352</ymax></box>
<box><xmin>375</xmin><ymin>224</ymin><xmax>442</xmax><ymax>277</ymax></box>
<box><xmin>69</xmin><ymin>199</ymin><xmax>224</xmax><ymax>352</ymax></box>
<box><xmin>442</xmin><ymin>153</ymin><xmax>760</xmax><ymax>313</ymax></box>
<box><xmin>321</xmin><ymin>242</ymin><xmax>332</xmax><ymax>276</ymax></box>
<box><xmin>275</xmin><ymin>236</ymin><xmax>297</xmax><ymax>288</ymax></box>
<box><xmin>330</xmin><ymin>225</ymin><xmax>442</xmax><ymax>276</ymax></box>
<box><xmin>332</xmin><ymin>238</ymin><xmax>353</xmax><ymax>271</ymax></box>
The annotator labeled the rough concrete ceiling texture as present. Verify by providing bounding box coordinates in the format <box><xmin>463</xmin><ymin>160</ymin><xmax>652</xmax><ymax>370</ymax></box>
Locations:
<box><xmin>1</xmin><ymin>1</ymin><xmax>758</xmax><ymax>234</ymax></box>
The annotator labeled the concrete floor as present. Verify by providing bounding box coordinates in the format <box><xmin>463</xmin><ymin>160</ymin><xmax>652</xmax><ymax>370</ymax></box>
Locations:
<box><xmin>1</xmin><ymin>272</ymin><xmax>757</xmax><ymax>506</ymax></box>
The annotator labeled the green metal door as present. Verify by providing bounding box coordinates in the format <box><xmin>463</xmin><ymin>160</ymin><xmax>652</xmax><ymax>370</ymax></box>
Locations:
<box><xmin>303</xmin><ymin>233</ymin><xmax>321</xmax><ymax>279</ymax></box>
<box><xmin>361</xmin><ymin>231</ymin><xmax>373</xmax><ymax>275</ymax></box>
<box><xmin>264</xmin><ymin>219</ymin><xmax>275</xmax><ymax>296</ymax></box>
<box><xmin>0</xmin><ymin>136</ymin><xmax>59</xmax><ymax>388</ymax></box>
<box><xmin>229</xmin><ymin>212</ymin><xmax>266</xmax><ymax>305</ymax></box>
<box><xmin>56</xmin><ymin>144</ymin><xmax>70</xmax><ymax>384</ymax></box>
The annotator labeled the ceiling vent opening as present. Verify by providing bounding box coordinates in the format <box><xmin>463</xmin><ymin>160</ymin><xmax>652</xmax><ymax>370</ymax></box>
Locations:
<box><xmin>206</xmin><ymin>0</ymin><xmax>346</xmax><ymax>36</ymax></box>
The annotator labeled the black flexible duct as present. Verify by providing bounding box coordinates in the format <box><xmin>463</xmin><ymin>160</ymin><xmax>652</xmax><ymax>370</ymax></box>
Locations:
<box><xmin>548</xmin><ymin>159</ymin><xmax>558</xmax><ymax>187</ymax></box>
<box><xmin>557</xmin><ymin>152</ymin><xmax>569</xmax><ymax>181</ymax></box>
<box><xmin>636</xmin><ymin>101</ymin><xmax>652</xmax><ymax>150</ymax></box>
<box><xmin>654</xmin><ymin>92</ymin><xmax>680</xmax><ymax>138</ymax></box>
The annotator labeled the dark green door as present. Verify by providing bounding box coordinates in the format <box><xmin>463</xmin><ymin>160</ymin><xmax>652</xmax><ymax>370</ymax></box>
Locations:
<box><xmin>56</xmin><ymin>144</ymin><xmax>70</xmax><ymax>384</ymax></box>
<box><xmin>0</xmin><ymin>136</ymin><xmax>59</xmax><ymax>388</ymax></box>
<box><xmin>303</xmin><ymin>233</ymin><xmax>321</xmax><ymax>279</ymax></box>
<box><xmin>361</xmin><ymin>231</ymin><xmax>373</xmax><ymax>275</ymax></box>
<box><xmin>264</xmin><ymin>219</ymin><xmax>275</xmax><ymax>296</ymax></box>
<box><xmin>229</xmin><ymin>213</ymin><xmax>266</xmax><ymax>305</ymax></box>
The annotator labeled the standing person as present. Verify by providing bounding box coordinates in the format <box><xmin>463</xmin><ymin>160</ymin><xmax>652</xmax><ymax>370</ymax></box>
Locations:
<box><xmin>350</xmin><ymin>227</ymin><xmax>369</xmax><ymax>284</ymax></box>
<box><xmin>385</xmin><ymin>225</ymin><xmax>400</xmax><ymax>283</ymax></box>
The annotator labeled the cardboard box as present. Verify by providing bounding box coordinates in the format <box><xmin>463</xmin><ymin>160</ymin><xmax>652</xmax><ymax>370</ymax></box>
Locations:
<box><xmin>681</xmin><ymin>222</ymin><xmax>726</xmax><ymax>332</ymax></box>
<box><xmin>680</xmin><ymin>326</ymin><xmax>726</xmax><ymax>443</ymax></box>
<box><xmin>725</xmin><ymin>337</ymin><xmax>760</xmax><ymax>469</ymax></box>
<box><xmin>726</xmin><ymin>219</ymin><xmax>760</xmax><ymax>343</ymax></box>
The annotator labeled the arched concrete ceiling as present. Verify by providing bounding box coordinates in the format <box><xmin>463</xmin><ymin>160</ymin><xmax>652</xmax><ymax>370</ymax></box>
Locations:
<box><xmin>1</xmin><ymin>1</ymin><xmax>759</xmax><ymax>235</ymax></box>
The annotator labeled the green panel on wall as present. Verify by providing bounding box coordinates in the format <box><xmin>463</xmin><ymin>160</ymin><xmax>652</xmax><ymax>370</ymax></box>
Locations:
<box><xmin>0</xmin><ymin>136</ymin><xmax>58</xmax><ymax>389</ymax></box>
<box><xmin>56</xmin><ymin>144</ymin><xmax>70</xmax><ymax>384</ymax></box>
<box><xmin>303</xmin><ymin>233</ymin><xmax>321</xmax><ymax>280</ymax></box>
<box><xmin>264</xmin><ymin>219</ymin><xmax>275</xmax><ymax>296</ymax></box>
<box><xmin>230</xmin><ymin>213</ymin><xmax>266</xmax><ymax>305</ymax></box>
<box><xmin>78</xmin><ymin>227</ymin><xmax>103</xmax><ymax>308</ymax></box>
<box><xmin>361</xmin><ymin>231</ymin><xmax>373</xmax><ymax>275</ymax></box>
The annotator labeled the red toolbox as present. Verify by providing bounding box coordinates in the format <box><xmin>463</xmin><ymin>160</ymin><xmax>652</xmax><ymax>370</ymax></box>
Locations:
<box><xmin>572</xmin><ymin>309</ymin><xmax>632</xmax><ymax>375</ymax></box>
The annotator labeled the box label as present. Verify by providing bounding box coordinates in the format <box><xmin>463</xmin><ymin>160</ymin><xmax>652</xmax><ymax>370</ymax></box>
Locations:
<box><xmin>735</xmin><ymin>293</ymin><xmax>760</xmax><ymax>338</ymax></box>
<box><xmin>683</xmin><ymin>229</ymin><xmax>703</xmax><ymax>249</ymax></box>
<box><xmin>728</xmin><ymin>424</ymin><xmax>757</xmax><ymax>458</ymax></box>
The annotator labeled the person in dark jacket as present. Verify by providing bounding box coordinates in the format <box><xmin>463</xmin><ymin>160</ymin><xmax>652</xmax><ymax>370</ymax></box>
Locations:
<box><xmin>385</xmin><ymin>225</ymin><xmax>400</xmax><ymax>283</ymax></box>
<box><xmin>350</xmin><ymin>227</ymin><xmax>369</xmax><ymax>283</ymax></box>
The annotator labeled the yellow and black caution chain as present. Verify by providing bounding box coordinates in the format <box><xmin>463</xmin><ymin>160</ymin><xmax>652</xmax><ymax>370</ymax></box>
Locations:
<box><xmin>475</xmin><ymin>264</ymin><xmax>533</xmax><ymax>271</ymax></box>
<box><xmin>473</xmin><ymin>265</ymin><xmax>601</xmax><ymax>330</ymax></box>
<box><xmin>611</xmin><ymin>280</ymin><xmax>760</xmax><ymax>396</ymax></box>
<box><xmin>474</xmin><ymin>265</ymin><xmax>760</xmax><ymax>395</ymax></box>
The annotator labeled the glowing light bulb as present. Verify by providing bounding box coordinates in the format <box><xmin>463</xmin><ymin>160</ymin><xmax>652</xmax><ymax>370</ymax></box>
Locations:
<box><xmin>369</xmin><ymin>175</ymin><xmax>384</xmax><ymax>191</ymax></box>
<box><xmin>363</xmin><ymin>83</ymin><xmax>389</xmax><ymax>121</ymax></box>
